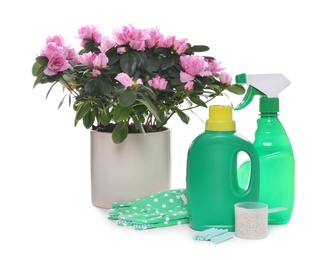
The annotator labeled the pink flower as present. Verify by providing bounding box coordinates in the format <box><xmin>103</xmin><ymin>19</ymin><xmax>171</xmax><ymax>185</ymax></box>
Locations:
<box><xmin>156</xmin><ymin>35</ymin><xmax>168</xmax><ymax>48</ymax></box>
<box><xmin>46</xmin><ymin>35</ymin><xmax>65</xmax><ymax>46</ymax></box>
<box><xmin>136</xmin><ymin>78</ymin><xmax>143</xmax><ymax>85</ymax></box>
<box><xmin>115</xmin><ymin>72</ymin><xmax>133</xmax><ymax>89</ymax></box>
<box><xmin>93</xmin><ymin>53</ymin><xmax>108</xmax><ymax>69</ymax></box>
<box><xmin>164</xmin><ymin>35</ymin><xmax>176</xmax><ymax>48</ymax></box>
<box><xmin>117</xmin><ymin>47</ymin><xmax>127</xmax><ymax>54</ymax></box>
<box><xmin>206</xmin><ymin>59</ymin><xmax>224</xmax><ymax>76</ymax></box>
<box><xmin>219</xmin><ymin>72</ymin><xmax>232</xmax><ymax>85</ymax></box>
<box><xmin>113</xmin><ymin>25</ymin><xmax>130</xmax><ymax>45</ymax></box>
<box><xmin>99</xmin><ymin>36</ymin><xmax>116</xmax><ymax>53</ymax></box>
<box><xmin>40</xmin><ymin>42</ymin><xmax>60</xmax><ymax>58</ymax></box>
<box><xmin>44</xmin><ymin>52</ymin><xmax>70</xmax><ymax>76</ymax></box>
<box><xmin>180</xmin><ymin>71</ymin><xmax>194</xmax><ymax>83</ymax></box>
<box><xmin>184</xmin><ymin>81</ymin><xmax>194</xmax><ymax>90</ymax></box>
<box><xmin>78</xmin><ymin>25</ymin><xmax>102</xmax><ymax>47</ymax></box>
<box><xmin>145</xmin><ymin>27</ymin><xmax>163</xmax><ymax>48</ymax></box>
<box><xmin>148</xmin><ymin>76</ymin><xmax>168</xmax><ymax>90</ymax></box>
<box><xmin>78</xmin><ymin>52</ymin><xmax>108</xmax><ymax>77</ymax></box>
<box><xmin>173</xmin><ymin>38</ymin><xmax>188</xmax><ymax>55</ymax></box>
<box><xmin>113</xmin><ymin>24</ymin><xmax>150</xmax><ymax>51</ymax></box>
<box><xmin>92</xmin><ymin>69</ymin><xmax>101</xmax><ymax>77</ymax></box>
<box><xmin>64</xmin><ymin>47</ymin><xmax>79</xmax><ymax>64</ymax></box>
<box><xmin>41</xmin><ymin>37</ymin><xmax>78</xmax><ymax>66</ymax></box>
<box><xmin>79</xmin><ymin>52</ymin><xmax>97</xmax><ymax>67</ymax></box>
<box><xmin>179</xmin><ymin>55</ymin><xmax>209</xmax><ymax>82</ymax></box>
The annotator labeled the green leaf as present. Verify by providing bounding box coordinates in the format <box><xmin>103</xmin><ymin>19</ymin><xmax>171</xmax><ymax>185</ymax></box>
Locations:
<box><xmin>156</xmin><ymin>109</ymin><xmax>166</xmax><ymax>128</ymax></box>
<box><xmin>147</xmin><ymin>55</ymin><xmax>161</xmax><ymax>72</ymax></box>
<box><xmin>132</xmin><ymin>116</ymin><xmax>145</xmax><ymax>133</ymax></box>
<box><xmin>58</xmin><ymin>94</ymin><xmax>68</xmax><ymax>109</ymax></box>
<box><xmin>85</xmin><ymin>78</ymin><xmax>112</xmax><ymax>96</ymax></box>
<box><xmin>133</xmin><ymin>105</ymin><xmax>146</xmax><ymax>123</ymax></box>
<box><xmin>112</xmin><ymin>122</ymin><xmax>128</xmax><ymax>144</ymax></box>
<box><xmin>106</xmin><ymin>48</ymin><xmax>120</xmax><ymax>65</ymax></box>
<box><xmin>75</xmin><ymin>100</ymin><xmax>91</xmax><ymax>121</ymax></box>
<box><xmin>83</xmin><ymin>110</ymin><xmax>95</xmax><ymax>128</ymax></box>
<box><xmin>207</xmin><ymin>84</ymin><xmax>222</xmax><ymax>94</ymax></box>
<box><xmin>140</xmin><ymin>85</ymin><xmax>156</xmax><ymax>100</ymax></box>
<box><xmin>98</xmin><ymin>110</ymin><xmax>111</xmax><ymax>126</ymax></box>
<box><xmin>120</xmin><ymin>52</ymin><xmax>138</xmax><ymax>76</ymax></box>
<box><xmin>33</xmin><ymin>71</ymin><xmax>47</xmax><ymax>88</ymax></box>
<box><xmin>84</xmin><ymin>41</ymin><xmax>99</xmax><ymax>53</ymax></box>
<box><xmin>134</xmin><ymin>51</ymin><xmax>148</xmax><ymax>69</ymax></box>
<box><xmin>189</xmin><ymin>45</ymin><xmax>209</xmax><ymax>52</ymax></box>
<box><xmin>170</xmin><ymin>77</ymin><xmax>181</xmax><ymax>86</ymax></box>
<box><xmin>160</xmin><ymin>57</ymin><xmax>172</xmax><ymax>70</ymax></box>
<box><xmin>174</xmin><ymin>108</ymin><xmax>190</xmax><ymax>124</ymax></box>
<box><xmin>119</xmin><ymin>89</ymin><xmax>137</xmax><ymax>107</ymax></box>
<box><xmin>189</xmin><ymin>95</ymin><xmax>207</xmax><ymax>107</ymax></box>
<box><xmin>113</xmin><ymin>104</ymin><xmax>131</xmax><ymax>123</ymax></box>
<box><xmin>35</xmin><ymin>56</ymin><xmax>49</xmax><ymax>66</ymax></box>
<box><xmin>227</xmin><ymin>84</ymin><xmax>246</xmax><ymax>95</ymax></box>
<box><xmin>32</xmin><ymin>61</ymin><xmax>43</xmax><ymax>77</ymax></box>
<box><xmin>137</xmin><ymin>97</ymin><xmax>160</xmax><ymax>121</ymax></box>
<box><xmin>99</xmin><ymin>80</ymin><xmax>112</xmax><ymax>96</ymax></box>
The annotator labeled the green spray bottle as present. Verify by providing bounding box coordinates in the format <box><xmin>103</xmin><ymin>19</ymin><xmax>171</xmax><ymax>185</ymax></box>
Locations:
<box><xmin>186</xmin><ymin>105</ymin><xmax>260</xmax><ymax>231</ymax></box>
<box><xmin>235</xmin><ymin>73</ymin><xmax>295</xmax><ymax>224</ymax></box>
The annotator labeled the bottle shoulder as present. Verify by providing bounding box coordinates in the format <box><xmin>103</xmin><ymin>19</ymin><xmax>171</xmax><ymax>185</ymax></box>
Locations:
<box><xmin>191</xmin><ymin>131</ymin><xmax>253</xmax><ymax>146</ymax></box>
<box><xmin>256</xmin><ymin>116</ymin><xmax>290</xmax><ymax>136</ymax></box>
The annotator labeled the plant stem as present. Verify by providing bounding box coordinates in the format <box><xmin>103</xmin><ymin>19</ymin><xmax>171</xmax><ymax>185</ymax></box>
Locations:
<box><xmin>61</xmin><ymin>77</ymin><xmax>78</xmax><ymax>96</ymax></box>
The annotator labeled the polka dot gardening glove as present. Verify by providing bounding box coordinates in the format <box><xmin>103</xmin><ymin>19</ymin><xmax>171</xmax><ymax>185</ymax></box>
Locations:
<box><xmin>107</xmin><ymin>189</ymin><xmax>189</xmax><ymax>230</ymax></box>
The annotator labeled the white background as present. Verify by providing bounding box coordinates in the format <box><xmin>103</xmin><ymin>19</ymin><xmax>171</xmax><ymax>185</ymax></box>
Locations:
<box><xmin>1</xmin><ymin>0</ymin><xmax>322</xmax><ymax>259</ymax></box>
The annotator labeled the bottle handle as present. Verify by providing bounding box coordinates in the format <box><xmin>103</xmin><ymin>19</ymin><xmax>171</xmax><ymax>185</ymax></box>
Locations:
<box><xmin>234</xmin><ymin>147</ymin><xmax>260</xmax><ymax>196</ymax></box>
<box><xmin>249</xmin><ymin>148</ymin><xmax>260</xmax><ymax>194</ymax></box>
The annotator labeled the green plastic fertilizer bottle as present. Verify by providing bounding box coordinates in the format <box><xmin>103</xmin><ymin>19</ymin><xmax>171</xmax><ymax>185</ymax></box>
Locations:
<box><xmin>235</xmin><ymin>73</ymin><xmax>295</xmax><ymax>224</ymax></box>
<box><xmin>186</xmin><ymin>105</ymin><xmax>260</xmax><ymax>231</ymax></box>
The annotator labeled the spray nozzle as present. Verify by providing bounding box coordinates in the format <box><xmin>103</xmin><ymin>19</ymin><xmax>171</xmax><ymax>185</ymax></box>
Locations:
<box><xmin>234</xmin><ymin>73</ymin><xmax>291</xmax><ymax>111</ymax></box>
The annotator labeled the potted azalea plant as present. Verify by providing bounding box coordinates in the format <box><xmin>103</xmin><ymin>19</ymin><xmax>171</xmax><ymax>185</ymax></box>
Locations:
<box><xmin>32</xmin><ymin>24</ymin><xmax>245</xmax><ymax>208</ymax></box>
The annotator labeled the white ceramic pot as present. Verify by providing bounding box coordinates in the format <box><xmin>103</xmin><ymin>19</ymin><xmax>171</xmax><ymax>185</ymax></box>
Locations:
<box><xmin>90</xmin><ymin>128</ymin><xmax>171</xmax><ymax>209</ymax></box>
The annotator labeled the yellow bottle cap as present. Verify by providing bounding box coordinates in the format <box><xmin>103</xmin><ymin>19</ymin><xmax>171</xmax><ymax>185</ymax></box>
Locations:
<box><xmin>205</xmin><ymin>105</ymin><xmax>236</xmax><ymax>131</ymax></box>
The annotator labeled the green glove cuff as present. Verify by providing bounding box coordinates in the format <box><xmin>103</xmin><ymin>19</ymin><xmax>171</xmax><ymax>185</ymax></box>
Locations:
<box><xmin>107</xmin><ymin>189</ymin><xmax>188</xmax><ymax>230</ymax></box>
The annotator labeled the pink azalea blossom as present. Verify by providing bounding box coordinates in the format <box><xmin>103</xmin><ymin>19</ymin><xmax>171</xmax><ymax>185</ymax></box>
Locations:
<box><xmin>180</xmin><ymin>55</ymin><xmax>209</xmax><ymax>81</ymax></box>
<box><xmin>93</xmin><ymin>53</ymin><xmax>108</xmax><ymax>69</ymax></box>
<box><xmin>79</xmin><ymin>52</ymin><xmax>108</xmax><ymax>68</ymax></box>
<box><xmin>78</xmin><ymin>52</ymin><xmax>108</xmax><ymax>77</ymax></box>
<box><xmin>156</xmin><ymin>35</ymin><xmax>168</xmax><ymax>48</ymax></box>
<box><xmin>173</xmin><ymin>38</ymin><xmax>188</xmax><ymax>55</ymax></box>
<box><xmin>41</xmin><ymin>38</ymin><xmax>78</xmax><ymax>65</ymax></box>
<box><xmin>92</xmin><ymin>69</ymin><xmax>101</xmax><ymax>77</ymax></box>
<box><xmin>117</xmin><ymin>46</ymin><xmax>127</xmax><ymax>54</ymax></box>
<box><xmin>79</xmin><ymin>52</ymin><xmax>97</xmax><ymax>67</ymax></box>
<box><xmin>148</xmin><ymin>76</ymin><xmax>168</xmax><ymax>90</ymax></box>
<box><xmin>164</xmin><ymin>35</ymin><xmax>176</xmax><ymax>48</ymax></box>
<box><xmin>219</xmin><ymin>72</ymin><xmax>232</xmax><ymax>85</ymax></box>
<box><xmin>113</xmin><ymin>25</ymin><xmax>130</xmax><ymax>45</ymax></box>
<box><xmin>46</xmin><ymin>35</ymin><xmax>65</xmax><ymax>46</ymax></box>
<box><xmin>99</xmin><ymin>36</ymin><xmax>116</xmax><ymax>53</ymax></box>
<box><xmin>40</xmin><ymin>42</ymin><xmax>61</xmax><ymax>58</ymax></box>
<box><xmin>115</xmin><ymin>72</ymin><xmax>133</xmax><ymax>89</ymax></box>
<box><xmin>136</xmin><ymin>78</ymin><xmax>143</xmax><ymax>85</ymax></box>
<box><xmin>206</xmin><ymin>59</ymin><xmax>224</xmax><ymax>76</ymax></box>
<box><xmin>180</xmin><ymin>71</ymin><xmax>194</xmax><ymax>83</ymax></box>
<box><xmin>145</xmin><ymin>27</ymin><xmax>163</xmax><ymax>48</ymax></box>
<box><xmin>184</xmin><ymin>81</ymin><xmax>194</xmax><ymax>90</ymax></box>
<box><xmin>113</xmin><ymin>24</ymin><xmax>150</xmax><ymax>51</ymax></box>
<box><xmin>78</xmin><ymin>25</ymin><xmax>102</xmax><ymax>47</ymax></box>
<box><xmin>44</xmin><ymin>52</ymin><xmax>70</xmax><ymax>76</ymax></box>
<box><xmin>64</xmin><ymin>47</ymin><xmax>80</xmax><ymax>64</ymax></box>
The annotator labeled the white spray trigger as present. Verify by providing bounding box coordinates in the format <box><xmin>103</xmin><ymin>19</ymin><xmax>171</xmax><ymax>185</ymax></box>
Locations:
<box><xmin>245</xmin><ymin>74</ymin><xmax>291</xmax><ymax>98</ymax></box>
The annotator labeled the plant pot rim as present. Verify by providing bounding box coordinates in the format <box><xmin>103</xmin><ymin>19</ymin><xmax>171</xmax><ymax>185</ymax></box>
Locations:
<box><xmin>90</xmin><ymin>126</ymin><xmax>170</xmax><ymax>134</ymax></box>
